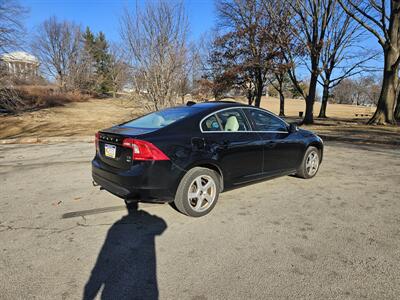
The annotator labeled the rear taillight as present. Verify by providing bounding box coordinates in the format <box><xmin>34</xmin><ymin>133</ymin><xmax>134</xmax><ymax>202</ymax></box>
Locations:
<box><xmin>122</xmin><ymin>138</ymin><xmax>170</xmax><ymax>161</ymax></box>
<box><xmin>95</xmin><ymin>132</ymin><xmax>100</xmax><ymax>153</ymax></box>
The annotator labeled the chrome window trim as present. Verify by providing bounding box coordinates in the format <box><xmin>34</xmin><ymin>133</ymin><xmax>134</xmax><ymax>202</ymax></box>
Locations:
<box><xmin>199</xmin><ymin>106</ymin><xmax>289</xmax><ymax>134</ymax></box>
<box><xmin>242</xmin><ymin>107</ymin><xmax>289</xmax><ymax>127</ymax></box>
<box><xmin>199</xmin><ymin>107</ymin><xmax>251</xmax><ymax>133</ymax></box>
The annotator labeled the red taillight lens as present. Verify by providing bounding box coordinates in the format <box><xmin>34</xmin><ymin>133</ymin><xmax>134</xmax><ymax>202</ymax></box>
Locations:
<box><xmin>122</xmin><ymin>138</ymin><xmax>169</xmax><ymax>161</ymax></box>
<box><xmin>95</xmin><ymin>132</ymin><xmax>100</xmax><ymax>153</ymax></box>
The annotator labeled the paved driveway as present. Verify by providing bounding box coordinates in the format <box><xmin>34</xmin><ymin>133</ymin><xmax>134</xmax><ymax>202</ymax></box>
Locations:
<box><xmin>1</xmin><ymin>141</ymin><xmax>399</xmax><ymax>299</ymax></box>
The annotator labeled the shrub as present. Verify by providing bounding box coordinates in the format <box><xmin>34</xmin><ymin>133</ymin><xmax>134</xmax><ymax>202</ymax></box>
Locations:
<box><xmin>0</xmin><ymin>85</ymin><xmax>90</xmax><ymax>113</ymax></box>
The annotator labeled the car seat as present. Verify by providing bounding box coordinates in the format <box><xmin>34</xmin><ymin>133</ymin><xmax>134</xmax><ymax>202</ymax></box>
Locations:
<box><xmin>225</xmin><ymin>116</ymin><xmax>239</xmax><ymax>131</ymax></box>
<box><xmin>206</xmin><ymin>119</ymin><xmax>213</xmax><ymax>129</ymax></box>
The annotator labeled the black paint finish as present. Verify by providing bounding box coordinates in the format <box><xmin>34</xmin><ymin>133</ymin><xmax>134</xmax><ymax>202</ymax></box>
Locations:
<box><xmin>92</xmin><ymin>102</ymin><xmax>323</xmax><ymax>202</ymax></box>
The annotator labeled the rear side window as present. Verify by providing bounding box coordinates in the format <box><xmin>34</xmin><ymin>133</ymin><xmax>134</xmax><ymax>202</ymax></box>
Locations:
<box><xmin>123</xmin><ymin>107</ymin><xmax>195</xmax><ymax>129</ymax></box>
<box><xmin>248</xmin><ymin>109</ymin><xmax>288</xmax><ymax>132</ymax></box>
<box><xmin>217</xmin><ymin>109</ymin><xmax>249</xmax><ymax>132</ymax></box>
<box><xmin>201</xmin><ymin>114</ymin><xmax>222</xmax><ymax>131</ymax></box>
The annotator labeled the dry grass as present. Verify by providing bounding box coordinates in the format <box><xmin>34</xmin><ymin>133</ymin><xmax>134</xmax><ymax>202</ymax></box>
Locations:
<box><xmin>257</xmin><ymin>97</ymin><xmax>399</xmax><ymax>145</ymax></box>
<box><xmin>0</xmin><ymin>85</ymin><xmax>90</xmax><ymax>113</ymax></box>
<box><xmin>16</xmin><ymin>85</ymin><xmax>89</xmax><ymax>109</ymax></box>
<box><xmin>0</xmin><ymin>98</ymin><xmax>145</xmax><ymax>139</ymax></box>
<box><xmin>260</xmin><ymin>97</ymin><xmax>375</xmax><ymax>119</ymax></box>
<box><xmin>0</xmin><ymin>96</ymin><xmax>399</xmax><ymax>145</ymax></box>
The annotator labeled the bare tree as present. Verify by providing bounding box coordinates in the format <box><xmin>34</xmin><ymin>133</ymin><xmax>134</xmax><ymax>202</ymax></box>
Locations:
<box><xmin>317</xmin><ymin>6</ymin><xmax>377</xmax><ymax>118</ymax></box>
<box><xmin>176</xmin><ymin>43</ymin><xmax>201</xmax><ymax>103</ymax></box>
<box><xmin>207</xmin><ymin>30</ymin><xmax>258</xmax><ymax>102</ymax></box>
<box><xmin>108</xmin><ymin>44</ymin><xmax>129</xmax><ymax>97</ymax></box>
<box><xmin>32</xmin><ymin>17</ymin><xmax>83</xmax><ymax>91</ymax></box>
<box><xmin>332</xmin><ymin>75</ymin><xmax>381</xmax><ymax>105</ymax></box>
<box><xmin>289</xmin><ymin>0</ymin><xmax>336</xmax><ymax>124</ymax></box>
<box><xmin>266</xmin><ymin>0</ymin><xmax>298</xmax><ymax>115</ymax></box>
<box><xmin>0</xmin><ymin>67</ymin><xmax>25</xmax><ymax>112</ymax></box>
<box><xmin>185</xmin><ymin>40</ymin><xmax>207</xmax><ymax>100</ymax></box>
<box><xmin>338</xmin><ymin>0</ymin><xmax>400</xmax><ymax>124</ymax></box>
<box><xmin>0</xmin><ymin>0</ymin><xmax>27</xmax><ymax>53</ymax></box>
<box><xmin>210</xmin><ymin>0</ymin><xmax>289</xmax><ymax>107</ymax></box>
<box><xmin>268</xmin><ymin>71</ymin><xmax>291</xmax><ymax>116</ymax></box>
<box><xmin>0</xmin><ymin>0</ymin><xmax>27</xmax><ymax>112</ymax></box>
<box><xmin>395</xmin><ymin>95</ymin><xmax>400</xmax><ymax>118</ymax></box>
<box><xmin>396</xmin><ymin>79</ymin><xmax>400</xmax><ymax>119</ymax></box>
<box><xmin>121</xmin><ymin>1</ymin><xmax>189</xmax><ymax>110</ymax></box>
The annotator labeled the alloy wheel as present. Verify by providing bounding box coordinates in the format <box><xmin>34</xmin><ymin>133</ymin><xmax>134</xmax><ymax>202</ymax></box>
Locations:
<box><xmin>306</xmin><ymin>150</ymin><xmax>319</xmax><ymax>176</ymax></box>
<box><xmin>187</xmin><ymin>175</ymin><xmax>217</xmax><ymax>213</ymax></box>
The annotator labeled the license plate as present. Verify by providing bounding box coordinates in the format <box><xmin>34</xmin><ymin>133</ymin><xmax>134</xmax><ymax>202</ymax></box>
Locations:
<box><xmin>104</xmin><ymin>144</ymin><xmax>116</xmax><ymax>159</ymax></box>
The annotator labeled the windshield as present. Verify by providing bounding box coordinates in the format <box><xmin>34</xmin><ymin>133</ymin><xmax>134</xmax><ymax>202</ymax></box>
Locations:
<box><xmin>122</xmin><ymin>107</ymin><xmax>195</xmax><ymax>129</ymax></box>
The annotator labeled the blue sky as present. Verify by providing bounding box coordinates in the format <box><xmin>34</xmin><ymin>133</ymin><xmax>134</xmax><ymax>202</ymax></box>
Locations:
<box><xmin>21</xmin><ymin>0</ymin><xmax>383</xmax><ymax>88</ymax></box>
<box><xmin>21</xmin><ymin>0</ymin><xmax>216</xmax><ymax>43</ymax></box>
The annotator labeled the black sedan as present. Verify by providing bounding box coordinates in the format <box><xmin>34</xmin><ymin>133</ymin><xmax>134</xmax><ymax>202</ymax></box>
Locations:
<box><xmin>92</xmin><ymin>101</ymin><xmax>323</xmax><ymax>217</ymax></box>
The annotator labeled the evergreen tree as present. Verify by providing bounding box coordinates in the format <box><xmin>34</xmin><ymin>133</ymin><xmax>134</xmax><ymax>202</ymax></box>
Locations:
<box><xmin>93</xmin><ymin>31</ymin><xmax>112</xmax><ymax>94</ymax></box>
<box><xmin>82</xmin><ymin>27</ymin><xmax>112</xmax><ymax>95</ymax></box>
<box><xmin>82</xmin><ymin>26</ymin><xmax>96</xmax><ymax>92</ymax></box>
<box><xmin>83</xmin><ymin>26</ymin><xmax>95</xmax><ymax>50</ymax></box>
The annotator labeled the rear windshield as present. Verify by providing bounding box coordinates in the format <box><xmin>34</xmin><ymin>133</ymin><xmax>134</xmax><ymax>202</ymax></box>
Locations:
<box><xmin>122</xmin><ymin>107</ymin><xmax>196</xmax><ymax>129</ymax></box>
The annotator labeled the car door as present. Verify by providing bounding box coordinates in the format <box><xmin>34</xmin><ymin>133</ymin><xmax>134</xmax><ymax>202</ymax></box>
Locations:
<box><xmin>201</xmin><ymin>108</ymin><xmax>263</xmax><ymax>185</ymax></box>
<box><xmin>244</xmin><ymin>108</ymin><xmax>302</xmax><ymax>174</ymax></box>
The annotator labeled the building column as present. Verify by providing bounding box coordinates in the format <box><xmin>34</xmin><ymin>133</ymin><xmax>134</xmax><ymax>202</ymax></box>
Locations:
<box><xmin>16</xmin><ymin>62</ymin><xmax>20</xmax><ymax>77</ymax></box>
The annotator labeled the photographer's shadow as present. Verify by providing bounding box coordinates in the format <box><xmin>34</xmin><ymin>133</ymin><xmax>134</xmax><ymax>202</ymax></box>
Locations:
<box><xmin>83</xmin><ymin>203</ymin><xmax>167</xmax><ymax>300</ymax></box>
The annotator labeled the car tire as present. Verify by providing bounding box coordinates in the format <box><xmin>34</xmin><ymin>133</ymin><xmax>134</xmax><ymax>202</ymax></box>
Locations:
<box><xmin>174</xmin><ymin>167</ymin><xmax>221</xmax><ymax>217</ymax></box>
<box><xmin>296</xmin><ymin>146</ymin><xmax>320</xmax><ymax>179</ymax></box>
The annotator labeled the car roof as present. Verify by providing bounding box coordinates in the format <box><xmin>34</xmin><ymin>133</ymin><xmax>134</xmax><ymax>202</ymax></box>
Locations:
<box><xmin>186</xmin><ymin>101</ymin><xmax>289</xmax><ymax>126</ymax></box>
<box><xmin>189</xmin><ymin>101</ymin><xmax>247</xmax><ymax>109</ymax></box>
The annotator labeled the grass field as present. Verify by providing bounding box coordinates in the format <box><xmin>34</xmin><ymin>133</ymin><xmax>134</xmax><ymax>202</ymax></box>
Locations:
<box><xmin>0</xmin><ymin>96</ymin><xmax>399</xmax><ymax>144</ymax></box>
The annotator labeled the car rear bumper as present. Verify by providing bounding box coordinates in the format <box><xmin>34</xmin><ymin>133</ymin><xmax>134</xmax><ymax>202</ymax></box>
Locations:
<box><xmin>92</xmin><ymin>156</ymin><xmax>184</xmax><ymax>202</ymax></box>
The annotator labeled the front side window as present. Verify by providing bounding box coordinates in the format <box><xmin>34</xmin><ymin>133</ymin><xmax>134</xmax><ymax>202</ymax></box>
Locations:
<box><xmin>248</xmin><ymin>109</ymin><xmax>288</xmax><ymax>132</ymax></box>
<box><xmin>217</xmin><ymin>109</ymin><xmax>250</xmax><ymax>132</ymax></box>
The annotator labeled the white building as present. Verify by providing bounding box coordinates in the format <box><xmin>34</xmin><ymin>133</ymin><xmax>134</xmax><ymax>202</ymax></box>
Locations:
<box><xmin>1</xmin><ymin>51</ymin><xmax>39</xmax><ymax>80</ymax></box>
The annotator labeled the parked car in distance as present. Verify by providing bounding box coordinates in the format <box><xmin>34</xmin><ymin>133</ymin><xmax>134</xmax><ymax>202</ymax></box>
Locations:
<box><xmin>92</xmin><ymin>101</ymin><xmax>323</xmax><ymax>217</ymax></box>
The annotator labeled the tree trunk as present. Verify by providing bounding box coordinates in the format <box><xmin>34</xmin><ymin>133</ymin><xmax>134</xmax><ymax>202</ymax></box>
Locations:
<box><xmin>254</xmin><ymin>72</ymin><xmax>263</xmax><ymax>107</ymax></box>
<box><xmin>247</xmin><ymin>89</ymin><xmax>254</xmax><ymax>105</ymax></box>
<box><xmin>395</xmin><ymin>89</ymin><xmax>400</xmax><ymax>120</ymax></box>
<box><xmin>279</xmin><ymin>91</ymin><xmax>285</xmax><ymax>116</ymax></box>
<box><xmin>303</xmin><ymin>67</ymin><xmax>318</xmax><ymax>124</ymax></box>
<box><xmin>368</xmin><ymin>46</ymin><xmax>398</xmax><ymax>125</ymax></box>
<box><xmin>318</xmin><ymin>83</ymin><xmax>329</xmax><ymax>118</ymax></box>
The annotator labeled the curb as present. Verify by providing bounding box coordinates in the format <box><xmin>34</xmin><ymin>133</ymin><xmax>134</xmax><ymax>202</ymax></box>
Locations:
<box><xmin>0</xmin><ymin>136</ymin><xmax>94</xmax><ymax>145</ymax></box>
<box><xmin>318</xmin><ymin>134</ymin><xmax>400</xmax><ymax>146</ymax></box>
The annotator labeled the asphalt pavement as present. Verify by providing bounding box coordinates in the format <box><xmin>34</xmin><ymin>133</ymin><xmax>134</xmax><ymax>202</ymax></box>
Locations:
<box><xmin>1</xmin><ymin>141</ymin><xmax>399</xmax><ymax>299</ymax></box>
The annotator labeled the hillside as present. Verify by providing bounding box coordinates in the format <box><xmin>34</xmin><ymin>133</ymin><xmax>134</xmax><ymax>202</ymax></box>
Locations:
<box><xmin>1</xmin><ymin>97</ymin><xmax>399</xmax><ymax>145</ymax></box>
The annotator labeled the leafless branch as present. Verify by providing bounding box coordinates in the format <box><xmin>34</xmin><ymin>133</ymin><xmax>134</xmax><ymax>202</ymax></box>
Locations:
<box><xmin>120</xmin><ymin>0</ymin><xmax>189</xmax><ymax>109</ymax></box>
<box><xmin>0</xmin><ymin>0</ymin><xmax>27</xmax><ymax>53</ymax></box>
<box><xmin>32</xmin><ymin>17</ymin><xmax>83</xmax><ymax>91</ymax></box>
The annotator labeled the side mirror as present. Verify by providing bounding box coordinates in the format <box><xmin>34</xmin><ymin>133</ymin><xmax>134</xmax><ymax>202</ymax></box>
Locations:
<box><xmin>289</xmin><ymin>122</ymin><xmax>298</xmax><ymax>133</ymax></box>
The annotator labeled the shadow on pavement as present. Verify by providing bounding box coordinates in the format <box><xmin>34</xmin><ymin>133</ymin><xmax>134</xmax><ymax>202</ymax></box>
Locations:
<box><xmin>83</xmin><ymin>203</ymin><xmax>167</xmax><ymax>300</ymax></box>
<box><xmin>62</xmin><ymin>205</ymin><xmax>127</xmax><ymax>218</ymax></box>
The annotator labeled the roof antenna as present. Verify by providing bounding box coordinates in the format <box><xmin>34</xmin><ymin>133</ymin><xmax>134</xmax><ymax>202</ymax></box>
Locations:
<box><xmin>186</xmin><ymin>101</ymin><xmax>196</xmax><ymax>106</ymax></box>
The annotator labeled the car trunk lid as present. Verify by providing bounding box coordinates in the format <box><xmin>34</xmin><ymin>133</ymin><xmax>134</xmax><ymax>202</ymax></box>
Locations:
<box><xmin>96</xmin><ymin>126</ymin><xmax>155</xmax><ymax>169</ymax></box>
